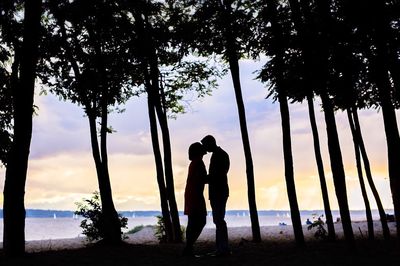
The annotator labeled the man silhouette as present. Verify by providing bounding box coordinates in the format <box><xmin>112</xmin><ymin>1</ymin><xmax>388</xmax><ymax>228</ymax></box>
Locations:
<box><xmin>201</xmin><ymin>135</ymin><xmax>230</xmax><ymax>255</ymax></box>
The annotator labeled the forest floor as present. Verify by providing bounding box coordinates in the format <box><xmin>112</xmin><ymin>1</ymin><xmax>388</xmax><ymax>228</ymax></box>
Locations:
<box><xmin>1</xmin><ymin>222</ymin><xmax>400</xmax><ymax>265</ymax></box>
<box><xmin>1</xmin><ymin>238</ymin><xmax>400</xmax><ymax>266</ymax></box>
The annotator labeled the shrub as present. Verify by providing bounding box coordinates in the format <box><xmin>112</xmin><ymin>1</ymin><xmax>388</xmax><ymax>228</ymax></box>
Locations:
<box><xmin>307</xmin><ymin>214</ymin><xmax>328</xmax><ymax>240</ymax></box>
<box><xmin>154</xmin><ymin>215</ymin><xmax>168</xmax><ymax>243</ymax></box>
<box><xmin>75</xmin><ymin>191</ymin><xmax>128</xmax><ymax>242</ymax></box>
<box><xmin>153</xmin><ymin>215</ymin><xmax>185</xmax><ymax>243</ymax></box>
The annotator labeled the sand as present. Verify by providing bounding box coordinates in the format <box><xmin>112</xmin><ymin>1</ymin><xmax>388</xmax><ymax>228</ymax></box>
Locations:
<box><xmin>0</xmin><ymin>220</ymin><xmax>396</xmax><ymax>252</ymax></box>
<box><xmin>1</xmin><ymin>221</ymin><xmax>400</xmax><ymax>266</ymax></box>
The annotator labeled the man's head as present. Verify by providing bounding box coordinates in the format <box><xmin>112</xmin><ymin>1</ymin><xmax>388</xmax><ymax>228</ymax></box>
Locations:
<box><xmin>201</xmin><ymin>135</ymin><xmax>217</xmax><ymax>152</ymax></box>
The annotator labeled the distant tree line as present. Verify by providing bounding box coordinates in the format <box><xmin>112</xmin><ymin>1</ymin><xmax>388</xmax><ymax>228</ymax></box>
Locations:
<box><xmin>0</xmin><ymin>0</ymin><xmax>399</xmax><ymax>256</ymax></box>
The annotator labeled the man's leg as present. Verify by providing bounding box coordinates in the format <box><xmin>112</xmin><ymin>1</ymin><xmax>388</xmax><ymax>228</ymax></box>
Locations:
<box><xmin>211</xmin><ymin>197</ymin><xmax>229</xmax><ymax>253</ymax></box>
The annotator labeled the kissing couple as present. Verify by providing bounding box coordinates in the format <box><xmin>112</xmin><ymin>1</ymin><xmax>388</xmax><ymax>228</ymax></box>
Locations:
<box><xmin>183</xmin><ymin>135</ymin><xmax>231</xmax><ymax>257</ymax></box>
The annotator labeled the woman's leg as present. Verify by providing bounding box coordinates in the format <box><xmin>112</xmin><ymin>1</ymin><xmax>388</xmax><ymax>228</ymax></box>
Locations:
<box><xmin>184</xmin><ymin>215</ymin><xmax>206</xmax><ymax>255</ymax></box>
<box><xmin>191</xmin><ymin>215</ymin><xmax>206</xmax><ymax>243</ymax></box>
<box><xmin>184</xmin><ymin>216</ymin><xmax>195</xmax><ymax>255</ymax></box>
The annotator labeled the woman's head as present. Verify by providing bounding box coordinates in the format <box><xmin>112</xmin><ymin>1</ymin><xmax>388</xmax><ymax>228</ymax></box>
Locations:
<box><xmin>188</xmin><ymin>142</ymin><xmax>206</xmax><ymax>161</ymax></box>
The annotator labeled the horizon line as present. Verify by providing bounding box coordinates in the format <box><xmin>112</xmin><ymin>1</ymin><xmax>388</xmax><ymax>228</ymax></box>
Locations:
<box><xmin>0</xmin><ymin>208</ymin><xmax>394</xmax><ymax>212</ymax></box>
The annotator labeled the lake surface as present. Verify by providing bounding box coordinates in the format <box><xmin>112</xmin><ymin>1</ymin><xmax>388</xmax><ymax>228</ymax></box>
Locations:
<box><xmin>0</xmin><ymin>210</ymin><xmax>391</xmax><ymax>241</ymax></box>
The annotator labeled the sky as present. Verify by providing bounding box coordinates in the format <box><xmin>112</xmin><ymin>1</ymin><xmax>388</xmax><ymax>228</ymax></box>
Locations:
<box><xmin>0</xmin><ymin>59</ymin><xmax>397</xmax><ymax>212</ymax></box>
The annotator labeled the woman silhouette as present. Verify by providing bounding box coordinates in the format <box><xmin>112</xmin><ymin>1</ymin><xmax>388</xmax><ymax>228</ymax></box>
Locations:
<box><xmin>183</xmin><ymin>142</ymin><xmax>207</xmax><ymax>256</ymax></box>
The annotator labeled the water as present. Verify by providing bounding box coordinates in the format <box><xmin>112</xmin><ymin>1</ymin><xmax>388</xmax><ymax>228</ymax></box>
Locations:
<box><xmin>0</xmin><ymin>210</ymin><xmax>391</xmax><ymax>241</ymax></box>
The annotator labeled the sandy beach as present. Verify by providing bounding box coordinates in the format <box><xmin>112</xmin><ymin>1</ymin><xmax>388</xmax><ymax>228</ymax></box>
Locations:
<box><xmin>1</xmin><ymin>221</ymin><xmax>400</xmax><ymax>265</ymax></box>
<box><xmin>6</xmin><ymin>220</ymin><xmax>395</xmax><ymax>252</ymax></box>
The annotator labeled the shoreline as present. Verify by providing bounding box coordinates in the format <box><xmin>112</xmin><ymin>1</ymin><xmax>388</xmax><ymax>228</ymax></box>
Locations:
<box><xmin>0</xmin><ymin>220</ymin><xmax>396</xmax><ymax>253</ymax></box>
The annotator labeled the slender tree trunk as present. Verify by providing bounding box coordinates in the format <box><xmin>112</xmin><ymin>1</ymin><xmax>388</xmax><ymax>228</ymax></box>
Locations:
<box><xmin>308</xmin><ymin>0</ymin><xmax>355</xmax><ymax>243</ymax></box>
<box><xmin>288</xmin><ymin>0</ymin><xmax>336</xmax><ymax>240</ymax></box>
<box><xmin>144</xmin><ymin>71</ymin><xmax>173</xmax><ymax>242</ymax></box>
<box><xmin>88</xmin><ymin>29</ymin><xmax>122</xmax><ymax>243</ymax></box>
<box><xmin>134</xmin><ymin>9</ymin><xmax>180</xmax><ymax>242</ymax></box>
<box><xmin>153</xmin><ymin>89</ymin><xmax>182</xmax><ymax>243</ymax></box>
<box><xmin>347</xmin><ymin>109</ymin><xmax>374</xmax><ymax>240</ymax></box>
<box><xmin>379</xmin><ymin>100</ymin><xmax>400</xmax><ymax>241</ymax></box>
<box><xmin>351</xmin><ymin>108</ymin><xmax>390</xmax><ymax>240</ymax></box>
<box><xmin>374</xmin><ymin>66</ymin><xmax>400</xmax><ymax>239</ymax></box>
<box><xmin>290</xmin><ymin>0</ymin><xmax>353</xmax><ymax>242</ymax></box>
<box><xmin>267</xmin><ymin>0</ymin><xmax>304</xmax><ymax>245</ymax></box>
<box><xmin>146</xmin><ymin>13</ymin><xmax>181</xmax><ymax>243</ymax></box>
<box><xmin>220</xmin><ymin>1</ymin><xmax>260</xmax><ymax>242</ymax></box>
<box><xmin>371</xmin><ymin>1</ymin><xmax>400</xmax><ymax>239</ymax></box>
<box><xmin>100</xmin><ymin>94</ymin><xmax>123</xmax><ymax>243</ymax></box>
<box><xmin>279</xmin><ymin>93</ymin><xmax>305</xmax><ymax>246</ymax></box>
<box><xmin>226</xmin><ymin>53</ymin><xmax>261</xmax><ymax>242</ymax></box>
<box><xmin>306</xmin><ymin>94</ymin><xmax>335</xmax><ymax>240</ymax></box>
<box><xmin>3</xmin><ymin>0</ymin><xmax>42</xmax><ymax>256</ymax></box>
<box><xmin>359</xmin><ymin>19</ymin><xmax>397</xmax><ymax>241</ymax></box>
<box><xmin>88</xmin><ymin>109</ymin><xmax>121</xmax><ymax>244</ymax></box>
<box><xmin>320</xmin><ymin>93</ymin><xmax>354</xmax><ymax>243</ymax></box>
<box><xmin>149</xmin><ymin>59</ymin><xmax>182</xmax><ymax>243</ymax></box>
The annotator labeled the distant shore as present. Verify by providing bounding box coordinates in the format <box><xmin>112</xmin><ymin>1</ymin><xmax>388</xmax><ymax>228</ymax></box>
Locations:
<box><xmin>0</xmin><ymin>209</ymin><xmax>394</xmax><ymax>218</ymax></box>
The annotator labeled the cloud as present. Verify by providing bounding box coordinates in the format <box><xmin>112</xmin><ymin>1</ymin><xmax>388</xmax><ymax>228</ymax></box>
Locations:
<box><xmin>31</xmin><ymin>94</ymin><xmax>155</xmax><ymax>159</ymax></box>
<box><xmin>30</xmin><ymin>95</ymin><xmax>90</xmax><ymax>159</ymax></box>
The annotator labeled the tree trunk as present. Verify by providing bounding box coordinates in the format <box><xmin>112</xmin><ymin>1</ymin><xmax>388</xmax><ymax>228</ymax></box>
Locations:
<box><xmin>290</xmin><ymin>0</ymin><xmax>353</xmax><ymax>242</ymax></box>
<box><xmin>267</xmin><ymin>0</ymin><xmax>304</xmax><ymax>245</ymax></box>
<box><xmin>3</xmin><ymin>0</ymin><xmax>42</xmax><ymax>256</ymax></box>
<box><xmin>134</xmin><ymin>9</ymin><xmax>180</xmax><ymax>242</ymax></box>
<box><xmin>88</xmin><ymin>109</ymin><xmax>121</xmax><ymax>244</ymax></box>
<box><xmin>288</xmin><ymin>0</ymin><xmax>336</xmax><ymax>240</ymax></box>
<box><xmin>347</xmin><ymin>109</ymin><xmax>374</xmax><ymax>240</ymax></box>
<box><xmin>374</xmin><ymin>63</ymin><xmax>400</xmax><ymax>239</ymax></box>
<box><xmin>226</xmin><ymin>52</ymin><xmax>261</xmax><ymax>242</ymax></box>
<box><xmin>279</xmin><ymin>93</ymin><xmax>305</xmax><ymax>246</ymax></box>
<box><xmin>320</xmin><ymin>93</ymin><xmax>354</xmax><ymax>243</ymax></box>
<box><xmin>351</xmin><ymin>107</ymin><xmax>390</xmax><ymax>240</ymax></box>
<box><xmin>371</xmin><ymin>1</ymin><xmax>400</xmax><ymax>239</ymax></box>
<box><xmin>306</xmin><ymin>94</ymin><xmax>336</xmax><ymax>240</ymax></box>
<box><xmin>377</xmin><ymin>87</ymin><xmax>400</xmax><ymax>240</ymax></box>
<box><xmin>101</xmin><ymin>94</ymin><xmax>123</xmax><ymax>243</ymax></box>
<box><xmin>153</xmin><ymin>89</ymin><xmax>182</xmax><ymax>243</ymax></box>
<box><xmin>221</xmin><ymin>1</ymin><xmax>260</xmax><ymax>242</ymax></box>
<box><xmin>308</xmin><ymin>0</ymin><xmax>355</xmax><ymax>243</ymax></box>
<box><xmin>149</xmin><ymin>59</ymin><xmax>182</xmax><ymax>243</ymax></box>
<box><xmin>144</xmin><ymin>71</ymin><xmax>173</xmax><ymax>242</ymax></box>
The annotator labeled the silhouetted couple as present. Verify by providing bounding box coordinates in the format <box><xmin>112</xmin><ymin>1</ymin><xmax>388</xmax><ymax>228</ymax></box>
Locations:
<box><xmin>183</xmin><ymin>135</ymin><xmax>231</xmax><ymax>257</ymax></box>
